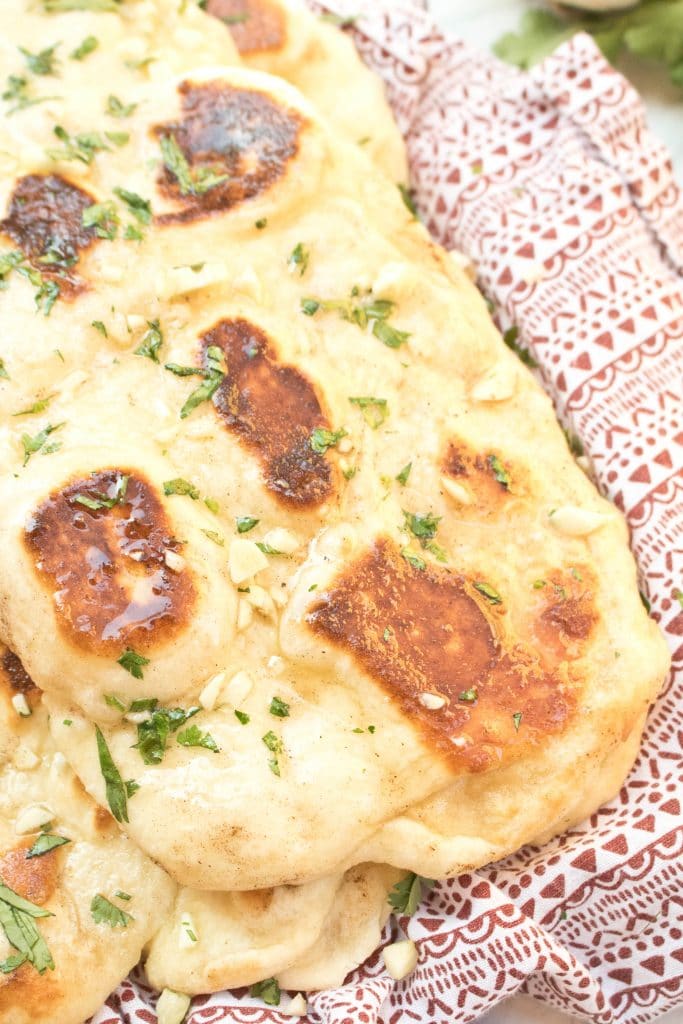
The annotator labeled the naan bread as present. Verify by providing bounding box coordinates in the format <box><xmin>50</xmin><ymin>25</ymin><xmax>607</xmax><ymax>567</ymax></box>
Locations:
<box><xmin>204</xmin><ymin>0</ymin><xmax>408</xmax><ymax>182</ymax></box>
<box><xmin>0</xmin><ymin>646</ymin><xmax>175</xmax><ymax>1024</ymax></box>
<box><xmin>0</xmin><ymin>50</ymin><xmax>669</xmax><ymax>903</ymax></box>
<box><xmin>144</xmin><ymin>863</ymin><xmax>399</xmax><ymax>994</ymax></box>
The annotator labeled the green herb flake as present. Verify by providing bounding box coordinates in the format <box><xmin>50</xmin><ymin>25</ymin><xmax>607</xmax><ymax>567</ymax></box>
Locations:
<box><xmin>0</xmin><ymin>880</ymin><xmax>54</xmax><ymax>976</ymax></box>
<box><xmin>43</xmin><ymin>0</ymin><xmax>122</xmax><ymax>9</ymax></box>
<box><xmin>388</xmin><ymin>872</ymin><xmax>435</xmax><ymax>916</ymax></box>
<box><xmin>397</xmin><ymin>182</ymin><xmax>418</xmax><ymax>218</ymax></box>
<box><xmin>287</xmin><ymin>242</ymin><xmax>309</xmax><ymax>276</ymax></box>
<box><xmin>487</xmin><ymin>454</ymin><xmax>511</xmax><ymax>490</ymax></box>
<box><xmin>71</xmin><ymin>35</ymin><xmax>98</xmax><ymax>60</ymax></box>
<box><xmin>256</xmin><ymin>541</ymin><xmax>282</xmax><ymax>556</ymax></box>
<box><xmin>401</xmin><ymin>548</ymin><xmax>426</xmax><ymax>572</ymax></box>
<box><xmin>204</xmin><ymin>496</ymin><xmax>219</xmax><ymax>514</ymax></box>
<box><xmin>73</xmin><ymin>473</ymin><xmax>128</xmax><ymax>512</ymax></box>
<box><xmin>176</xmin><ymin>723</ymin><xmax>220</xmax><ymax>752</ymax></box>
<box><xmin>160</xmin><ymin>133</ymin><xmax>229</xmax><ymax>197</ymax></box>
<box><xmin>234</xmin><ymin>709</ymin><xmax>250</xmax><ymax>725</ymax></box>
<box><xmin>403</xmin><ymin>510</ymin><xmax>441</xmax><ymax>546</ymax></box>
<box><xmin>163</xmin><ymin>478</ymin><xmax>199</xmax><ymax>499</ymax></box>
<box><xmin>0</xmin><ymin>359</ymin><xmax>8</xmax><ymax>380</ymax></box>
<box><xmin>47</xmin><ymin>124</ymin><xmax>110</xmax><ymax>165</ymax></box>
<box><xmin>133</xmin><ymin>704</ymin><xmax>200</xmax><ymax>764</ymax></box>
<box><xmin>533</xmin><ymin>579</ymin><xmax>546</xmax><ymax>590</ymax></box>
<box><xmin>254</xmin><ymin>217</ymin><xmax>267</xmax><ymax>229</ymax></box>
<box><xmin>383</xmin><ymin>627</ymin><xmax>393</xmax><ymax>642</ymax></box>
<box><xmin>115</xmin><ymin>891</ymin><xmax>131</xmax><ymax>901</ymax></box>
<box><xmin>201</xmin><ymin>528</ymin><xmax>224</xmax><ymax>546</ymax></box>
<box><xmin>2</xmin><ymin>75</ymin><xmax>59</xmax><ymax>115</ymax></box>
<box><xmin>395</xmin><ymin>462</ymin><xmax>412</xmax><ymax>486</ymax></box>
<box><xmin>95</xmin><ymin>725</ymin><xmax>128</xmax><ymax>823</ymax></box>
<box><xmin>502</xmin><ymin>325</ymin><xmax>538</xmax><ymax>368</ymax></box>
<box><xmin>236</xmin><ymin>516</ymin><xmax>259</xmax><ymax>533</ymax></box>
<box><xmin>82</xmin><ymin>201</ymin><xmax>119</xmax><ymax>240</ymax></box>
<box><xmin>310</xmin><ymin>426</ymin><xmax>347</xmax><ymax>454</ymax></box>
<box><xmin>674</xmin><ymin>589</ymin><xmax>683</xmax><ymax>610</ymax></box>
<box><xmin>90</xmin><ymin>894</ymin><xmax>133</xmax><ymax>928</ymax></box>
<box><xmin>512</xmin><ymin>711</ymin><xmax>523</xmax><ymax>731</ymax></box>
<box><xmin>134</xmin><ymin>319</ymin><xmax>163</xmax><ymax>362</ymax></box>
<box><xmin>12</xmin><ymin>395</ymin><xmax>54</xmax><ymax>417</ymax></box>
<box><xmin>459</xmin><ymin>687</ymin><xmax>477</xmax><ymax>703</ymax></box>
<box><xmin>26</xmin><ymin>834</ymin><xmax>70</xmax><ymax>859</ymax></box>
<box><xmin>179</xmin><ymin>345</ymin><xmax>226</xmax><ymax>419</ymax></box>
<box><xmin>348</xmin><ymin>396</ymin><xmax>388</xmax><ymax>429</ymax></box>
<box><xmin>117</xmin><ymin>647</ymin><xmax>150</xmax><ymax>679</ymax></box>
<box><xmin>20</xmin><ymin>44</ymin><xmax>60</xmax><ymax>76</ymax></box>
<box><xmin>124</xmin><ymin>224</ymin><xmax>143</xmax><ymax>241</ymax></box>
<box><xmin>250</xmin><ymin>977</ymin><xmax>281</xmax><ymax>1006</ymax></box>
<box><xmin>269</xmin><ymin>696</ymin><xmax>290</xmax><ymax>718</ymax></box>
<box><xmin>106</xmin><ymin>94</ymin><xmax>137</xmax><ymax>118</ymax></box>
<box><xmin>640</xmin><ymin>590</ymin><xmax>651</xmax><ymax>614</ymax></box>
<box><xmin>21</xmin><ymin>422</ymin><xmax>64</xmax><ymax>466</ymax></box>
<box><xmin>104</xmin><ymin>693</ymin><xmax>126</xmax><ymax>712</ymax></box>
<box><xmin>262</xmin><ymin>730</ymin><xmax>283</xmax><ymax>776</ymax></box>
<box><xmin>473</xmin><ymin>581</ymin><xmax>503</xmax><ymax>605</ymax></box>
<box><xmin>301</xmin><ymin>289</ymin><xmax>410</xmax><ymax>348</ymax></box>
<box><xmin>125</xmin><ymin>779</ymin><xmax>140</xmax><ymax>797</ymax></box>
<box><xmin>92</xmin><ymin>320</ymin><xmax>108</xmax><ymax>337</ymax></box>
<box><xmin>114</xmin><ymin>187</ymin><xmax>152</xmax><ymax>224</ymax></box>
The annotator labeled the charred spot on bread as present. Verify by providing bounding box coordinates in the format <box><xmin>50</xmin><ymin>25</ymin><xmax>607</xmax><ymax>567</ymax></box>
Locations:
<box><xmin>307</xmin><ymin>539</ymin><xmax>579</xmax><ymax>773</ymax></box>
<box><xmin>1</xmin><ymin>174</ymin><xmax>100</xmax><ymax>297</ymax></box>
<box><xmin>206</xmin><ymin>0</ymin><xmax>286</xmax><ymax>55</ymax></box>
<box><xmin>203</xmin><ymin>318</ymin><xmax>334</xmax><ymax>507</ymax></box>
<box><xmin>442</xmin><ymin>440</ymin><xmax>514</xmax><ymax>508</ymax></box>
<box><xmin>24</xmin><ymin>469</ymin><xmax>195</xmax><ymax>656</ymax></box>
<box><xmin>153</xmin><ymin>80</ymin><xmax>303</xmax><ymax>224</ymax></box>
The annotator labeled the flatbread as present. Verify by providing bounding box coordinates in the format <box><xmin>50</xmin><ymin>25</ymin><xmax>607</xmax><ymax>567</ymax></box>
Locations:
<box><xmin>0</xmin><ymin>646</ymin><xmax>175</xmax><ymax>1024</ymax></box>
<box><xmin>204</xmin><ymin>0</ymin><xmax>408</xmax><ymax>182</ymax></box>
<box><xmin>0</xmin><ymin>0</ymin><xmax>667</xmax><ymax>921</ymax></box>
<box><xmin>0</xmin><ymin>52</ymin><xmax>669</xmax><ymax>903</ymax></box>
<box><xmin>144</xmin><ymin>863</ymin><xmax>400</xmax><ymax>994</ymax></box>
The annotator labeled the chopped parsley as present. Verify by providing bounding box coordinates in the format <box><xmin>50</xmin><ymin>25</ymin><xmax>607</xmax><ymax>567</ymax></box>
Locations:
<box><xmin>15</xmin><ymin>263</ymin><xmax>61</xmax><ymax>315</ymax></box>
<box><xmin>397</xmin><ymin>182</ymin><xmax>418</xmax><ymax>218</ymax></box>
<box><xmin>256</xmin><ymin>541</ymin><xmax>282</xmax><ymax>555</ymax></box>
<box><xmin>134</xmin><ymin>319</ymin><xmax>163</xmax><ymax>362</ymax></box>
<box><xmin>262</xmin><ymin>731</ymin><xmax>283</xmax><ymax>776</ymax></box>
<box><xmin>310</xmin><ymin>426</ymin><xmax>347</xmax><ymax>454</ymax></box>
<box><xmin>512</xmin><ymin>711</ymin><xmax>523</xmax><ymax>731</ymax></box>
<box><xmin>92</xmin><ymin>320</ymin><xmax>107</xmax><ymax>336</ymax></box>
<box><xmin>201</xmin><ymin>528</ymin><xmax>224</xmax><ymax>546</ymax></box>
<box><xmin>204</xmin><ymin>496</ymin><xmax>219</xmax><ymax>514</ymax></box>
<box><xmin>82</xmin><ymin>201</ymin><xmax>119</xmax><ymax>240</ymax></box>
<box><xmin>178</xmin><ymin>344</ymin><xmax>226</xmax><ymax>419</ymax></box>
<box><xmin>403</xmin><ymin>510</ymin><xmax>441</xmax><ymax>547</ymax></box>
<box><xmin>301</xmin><ymin>288</ymin><xmax>410</xmax><ymax>349</ymax></box>
<box><xmin>95</xmin><ymin>725</ymin><xmax>129</xmax><ymax>823</ymax></box>
<box><xmin>287</xmin><ymin>242</ymin><xmax>309</xmax><ymax>276</ymax></box>
<box><xmin>236</xmin><ymin>516</ymin><xmax>259</xmax><ymax>533</ymax></box>
<box><xmin>132</xmin><ymin>701</ymin><xmax>201</xmax><ymax>764</ymax></box>
<box><xmin>348</xmin><ymin>396</ymin><xmax>388</xmax><ymax>429</ymax></box>
<box><xmin>176</xmin><ymin>724</ymin><xmax>220</xmax><ymax>752</ymax></box>
<box><xmin>0</xmin><ymin>881</ymin><xmax>54</xmax><ymax>975</ymax></box>
<box><xmin>0</xmin><ymin>359</ymin><xmax>8</xmax><ymax>380</ymax></box>
<box><xmin>43</xmin><ymin>0</ymin><xmax>122</xmax><ymax>9</ymax></box>
<box><xmin>269</xmin><ymin>696</ymin><xmax>290</xmax><ymax>718</ymax></box>
<box><xmin>401</xmin><ymin>548</ymin><xmax>426</xmax><ymax>572</ymax></box>
<box><xmin>533</xmin><ymin>579</ymin><xmax>546</xmax><ymax>590</ymax></box>
<box><xmin>473</xmin><ymin>581</ymin><xmax>503</xmax><ymax>605</ymax></box>
<box><xmin>20</xmin><ymin>44</ymin><xmax>60</xmax><ymax>76</ymax></box>
<box><xmin>13</xmin><ymin>396</ymin><xmax>54</xmax><ymax>416</ymax></box>
<box><xmin>234</xmin><ymin>709</ymin><xmax>250</xmax><ymax>725</ymax></box>
<box><xmin>488</xmin><ymin>454</ymin><xmax>510</xmax><ymax>490</ymax></box>
<box><xmin>113</xmin><ymin>187</ymin><xmax>152</xmax><ymax>224</ymax></box>
<box><xmin>71</xmin><ymin>35</ymin><xmax>99</xmax><ymax>60</ymax></box>
<box><xmin>160</xmin><ymin>133</ymin><xmax>229</xmax><ymax>196</ymax></box>
<box><xmin>2</xmin><ymin>75</ymin><xmax>58</xmax><ymax>115</ymax></box>
<box><xmin>106</xmin><ymin>94</ymin><xmax>137</xmax><ymax>118</ymax></box>
<box><xmin>47</xmin><ymin>124</ymin><xmax>112</xmax><ymax>165</ymax></box>
<box><xmin>90</xmin><ymin>894</ymin><xmax>133</xmax><ymax>928</ymax></box>
<box><xmin>117</xmin><ymin>647</ymin><xmax>150</xmax><ymax>679</ymax></box>
<box><xmin>255</xmin><ymin>218</ymin><xmax>267</xmax><ymax>229</ymax></box>
<box><xmin>459</xmin><ymin>687</ymin><xmax>477</xmax><ymax>703</ymax></box>
<box><xmin>21</xmin><ymin>422</ymin><xmax>64</xmax><ymax>466</ymax></box>
<box><xmin>396</xmin><ymin>462</ymin><xmax>412</xmax><ymax>485</ymax></box>
<box><xmin>163</xmin><ymin>478</ymin><xmax>199</xmax><ymax>499</ymax></box>
<box><xmin>74</xmin><ymin>472</ymin><xmax>129</xmax><ymax>510</ymax></box>
<box><xmin>105</xmin><ymin>694</ymin><xmax>126</xmax><ymax>712</ymax></box>
<box><xmin>250</xmin><ymin>977</ymin><xmax>281</xmax><ymax>1006</ymax></box>
<box><xmin>388</xmin><ymin>873</ymin><xmax>434</xmax><ymax>916</ymax></box>
<box><xmin>503</xmin><ymin>325</ymin><xmax>537</xmax><ymax>368</ymax></box>
<box><xmin>675</xmin><ymin>589</ymin><xmax>683</xmax><ymax>610</ymax></box>
<box><xmin>26</xmin><ymin>833</ymin><xmax>70</xmax><ymax>859</ymax></box>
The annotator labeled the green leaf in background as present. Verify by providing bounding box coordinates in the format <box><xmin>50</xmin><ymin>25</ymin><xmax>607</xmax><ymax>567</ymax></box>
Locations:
<box><xmin>494</xmin><ymin>1</ymin><xmax>683</xmax><ymax>89</ymax></box>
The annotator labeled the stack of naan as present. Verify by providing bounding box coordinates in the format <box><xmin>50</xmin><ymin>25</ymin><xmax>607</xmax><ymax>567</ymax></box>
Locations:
<box><xmin>0</xmin><ymin>2</ymin><xmax>669</xmax><ymax>1021</ymax></box>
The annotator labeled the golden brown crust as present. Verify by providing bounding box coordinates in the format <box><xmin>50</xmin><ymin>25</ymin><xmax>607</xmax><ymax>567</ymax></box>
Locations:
<box><xmin>153</xmin><ymin>80</ymin><xmax>303</xmax><ymax>224</ymax></box>
<box><xmin>23</xmin><ymin>469</ymin><xmax>195</xmax><ymax>656</ymax></box>
<box><xmin>206</xmin><ymin>0</ymin><xmax>286</xmax><ymax>54</ymax></box>
<box><xmin>307</xmin><ymin>538</ymin><xmax>587</xmax><ymax>773</ymax></box>
<box><xmin>443</xmin><ymin>440</ymin><xmax>514</xmax><ymax>508</ymax></box>
<box><xmin>0</xmin><ymin>839</ymin><xmax>61</xmax><ymax>906</ymax></box>
<box><xmin>0</xmin><ymin>175</ymin><xmax>99</xmax><ymax>299</ymax></box>
<box><xmin>205</xmin><ymin>318</ymin><xmax>335</xmax><ymax>507</ymax></box>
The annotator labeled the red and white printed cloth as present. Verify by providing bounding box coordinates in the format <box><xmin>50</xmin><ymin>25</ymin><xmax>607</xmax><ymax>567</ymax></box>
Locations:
<box><xmin>93</xmin><ymin>4</ymin><xmax>683</xmax><ymax>1023</ymax></box>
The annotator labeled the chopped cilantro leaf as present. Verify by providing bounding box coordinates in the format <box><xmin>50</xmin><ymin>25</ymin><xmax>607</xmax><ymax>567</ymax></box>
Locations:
<box><xmin>71</xmin><ymin>35</ymin><xmax>98</xmax><ymax>60</ymax></box>
<box><xmin>176</xmin><ymin>723</ymin><xmax>220</xmax><ymax>752</ymax></box>
<box><xmin>310</xmin><ymin>426</ymin><xmax>347</xmax><ymax>454</ymax></box>
<box><xmin>133</xmin><ymin>704</ymin><xmax>200</xmax><ymax>764</ymax></box>
<box><xmin>401</xmin><ymin>548</ymin><xmax>426</xmax><ymax>571</ymax></box>
<box><xmin>459</xmin><ymin>687</ymin><xmax>477</xmax><ymax>703</ymax></box>
<box><xmin>348</xmin><ymin>396</ymin><xmax>388</xmax><ymax>429</ymax></box>
<box><xmin>250</xmin><ymin>977</ymin><xmax>281</xmax><ymax>1006</ymax></box>
<box><xmin>160</xmin><ymin>133</ymin><xmax>229</xmax><ymax>196</ymax></box>
<box><xmin>113</xmin><ymin>186</ymin><xmax>152</xmax><ymax>224</ymax></box>
<box><xmin>117</xmin><ymin>648</ymin><xmax>150</xmax><ymax>679</ymax></box>
<box><xmin>403</xmin><ymin>510</ymin><xmax>441</xmax><ymax>546</ymax></box>
<box><xmin>236</xmin><ymin>516</ymin><xmax>259</xmax><ymax>533</ymax></box>
<box><xmin>201</xmin><ymin>528</ymin><xmax>224</xmax><ymax>546</ymax></box>
<box><xmin>20</xmin><ymin>44</ymin><xmax>60</xmax><ymax>76</ymax></box>
<box><xmin>106</xmin><ymin>94</ymin><xmax>137</xmax><ymax>118</ymax></box>
<box><xmin>398</xmin><ymin>183</ymin><xmax>418</xmax><ymax>218</ymax></box>
<box><xmin>473</xmin><ymin>581</ymin><xmax>503</xmax><ymax>605</ymax></box>
<box><xmin>234</xmin><ymin>709</ymin><xmax>250</xmax><ymax>725</ymax></box>
<box><xmin>0</xmin><ymin>359</ymin><xmax>8</xmax><ymax>380</ymax></box>
<box><xmin>92</xmin><ymin>320</ymin><xmax>107</xmax><ymax>337</ymax></box>
<box><xmin>502</xmin><ymin>325</ymin><xmax>537</xmax><ymax>368</ymax></box>
<box><xmin>47</xmin><ymin>124</ymin><xmax>110</xmax><ymax>164</ymax></box>
<box><xmin>26</xmin><ymin>834</ymin><xmax>70</xmax><ymax>859</ymax></box>
<box><xmin>0</xmin><ymin>880</ymin><xmax>54</xmax><ymax>975</ymax></box>
<box><xmin>82</xmin><ymin>200</ymin><xmax>119</xmax><ymax>240</ymax></box>
<box><xmin>163</xmin><ymin>478</ymin><xmax>199</xmax><ymax>499</ymax></box>
<box><xmin>21</xmin><ymin>422</ymin><xmax>64</xmax><ymax>466</ymax></box>
<box><xmin>90</xmin><ymin>894</ymin><xmax>133</xmax><ymax>928</ymax></box>
<box><xmin>269</xmin><ymin>696</ymin><xmax>290</xmax><ymax>718</ymax></box>
<box><xmin>287</xmin><ymin>242</ymin><xmax>309</xmax><ymax>276</ymax></box>
<box><xmin>95</xmin><ymin>726</ymin><xmax>128</xmax><ymax>823</ymax></box>
<box><xmin>512</xmin><ymin>711</ymin><xmax>523</xmax><ymax>731</ymax></box>
<box><xmin>13</xmin><ymin>396</ymin><xmax>54</xmax><ymax>417</ymax></box>
<box><xmin>396</xmin><ymin>462</ymin><xmax>412</xmax><ymax>485</ymax></box>
<box><xmin>134</xmin><ymin>319</ymin><xmax>163</xmax><ymax>362</ymax></box>
<box><xmin>388</xmin><ymin>873</ymin><xmax>434</xmax><ymax>916</ymax></box>
<box><xmin>488</xmin><ymin>454</ymin><xmax>511</xmax><ymax>490</ymax></box>
<box><xmin>262</xmin><ymin>730</ymin><xmax>283</xmax><ymax>776</ymax></box>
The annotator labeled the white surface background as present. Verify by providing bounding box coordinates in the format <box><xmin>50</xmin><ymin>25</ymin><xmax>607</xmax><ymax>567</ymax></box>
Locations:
<box><xmin>420</xmin><ymin>2</ymin><xmax>682</xmax><ymax>1023</ymax></box>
